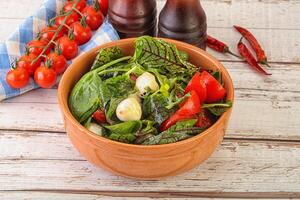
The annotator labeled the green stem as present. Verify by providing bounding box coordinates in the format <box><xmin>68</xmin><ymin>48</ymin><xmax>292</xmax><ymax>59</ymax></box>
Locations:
<box><xmin>73</xmin><ymin>8</ymin><xmax>84</xmax><ymax>18</ymax></box>
<box><xmin>98</xmin><ymin>68</ymin><xmax>129</xmax><ymax>76</ymax></box>
<box><xmin>166</xmin><ymin>93</ymin><xmax>190</xmax><ymax>110</ymax></box>
<box><xmin>94</xmin><ymin>56</ymin><xmax>132</xmax><ymax>73</ymax></box>
<box><xmin>202</xmin><ymin>102</ymin><xmax>232</xmax><ymax>109</ymax></box>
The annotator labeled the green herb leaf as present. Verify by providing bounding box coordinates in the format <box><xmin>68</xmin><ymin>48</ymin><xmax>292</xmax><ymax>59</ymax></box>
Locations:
<box><xmin>104</xmin><ymin>121</ymin><xmax>143</xmax><ymax>135</ymax></box>
<box><xmin>105</xmin><ymin>121</ymin><xmax>143</xmax><ymax>143</ymax></box>
<box><xmin>91</xmin><ymin>47</ymin><xmax>123</xmax><ymax>70</ymax></box>
<box><xmin>133</xmin><ymin>36</ymin><xmax>197</xmax><ymax>77</ymax></box>
<box><xmin>142</xmin><ymin>119</ymin><xmax>204</xmax><ymax>145</ymax></box>
<box><xmin>142</xmin><ymin>93</ymin><xmax>177</xmax><ymax>125</ymax></box>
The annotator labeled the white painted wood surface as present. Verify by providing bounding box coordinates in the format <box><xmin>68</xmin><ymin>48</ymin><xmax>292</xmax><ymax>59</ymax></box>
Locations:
<box><xmin>0</xmin><ymin>0</ymin><xmax>300</xmax><ymax>199</ymax></box>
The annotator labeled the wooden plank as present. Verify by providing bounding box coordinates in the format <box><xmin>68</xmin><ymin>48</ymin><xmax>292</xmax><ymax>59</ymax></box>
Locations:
<box><xmin>1</xmin><ymin>63</ymin><xmax>299</xmax><ymax>140</ymax></box>
<box><xmin>0</xmin><ymin>192</ymin><xmax>194</xmax><ymax>200</ymax></box>
<box><xmin>0</xmin><ymin>191</ymin><xmax>295</xmax><ymax>199</ymax></box>
<box><xmin>0</xmin><ymin>131</ymin><xmax>299</xmax><ymax>197</ymax></box>
<box><xmin>1</xmin><ymin>1</ymin><xmax>300</xmax><ymax>63</ymax></box>
<box><xmin>207</xmin><ymin>27</ymin><xmax>300</xmax><ymax>63</ymax></box>
<box><xmin>157</xmin><ymin>0</ymin><xmax>300</xmax><ymax>30</ymax></box>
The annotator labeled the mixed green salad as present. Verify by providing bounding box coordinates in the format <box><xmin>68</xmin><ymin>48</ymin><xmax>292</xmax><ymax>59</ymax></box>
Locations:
<box><xmin>69</xmin><ymin>36</ymin><xmax>232</xmax><ymax>145</ymax></box>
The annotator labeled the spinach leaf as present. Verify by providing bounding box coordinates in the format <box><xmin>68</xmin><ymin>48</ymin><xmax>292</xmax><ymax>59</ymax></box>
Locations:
<box><xmin>211</xmin><ymin>70</ymin><xmax>222</xmax><ymax>84</ymax></box>
<box><xmin>133</xmin><ymin>36</ymin><xmax>197</xmax><ymax>77</ymax></box>
<box><xmin>104</xmin><ymin>121</ymin><xmax>143</xmax><ymax>135</ymax></box>
<box><xmin>142</xmin><ymin>119</ymin><xmax>204</xmax><ymax>145</ymax></box>
<box><xmin>91</xmin><ymin>46</ymin><xmax>123</xmax><ymax>70</ymax></box>
<box><xmin>142</xmin><ymin>93</ymin><xmax>177</xmax><ymax>125</ymax></box>
<box><xmin>101</xmin><ymin>75</ymin><xmax>135</xmax><ymax>124</ymax></box>
<box><xmin>104</xmin><ymin>75</ymin><xmax>135</xmax><ymax>98</ymax></box>
<box><xmin>105</xmin><ymin>121</ymin><xmax>143</xmax><ymax>144</ymax></box>
<box><xmin>69</xmin><ymin>71</ymin><xmax>102</xmax><ymax>123</ymax></box>
<box><xmin>202</xmin><ymin>101</ymin><xmax>233</xmax><ymax>116</ymax></box>
<box><xmin>105</xmin><ymin>97</ymin><xmax>124</xmax><ymax>124</ymax></box>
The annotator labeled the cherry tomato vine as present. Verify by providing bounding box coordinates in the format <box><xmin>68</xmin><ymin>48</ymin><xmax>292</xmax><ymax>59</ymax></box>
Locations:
<box><xmin>6</xmin><ymin>0</ymin><xmax>105</xmax><ymax>89</ymax></box>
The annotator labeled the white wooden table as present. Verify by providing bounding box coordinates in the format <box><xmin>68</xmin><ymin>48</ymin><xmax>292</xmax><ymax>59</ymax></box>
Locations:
<box><xmin>1</xmin><ymin>0</ymin><xmax>300</xmax><ymax>199</ymax></box>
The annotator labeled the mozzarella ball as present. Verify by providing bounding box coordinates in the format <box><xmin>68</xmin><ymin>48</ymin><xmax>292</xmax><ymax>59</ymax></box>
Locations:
<box><xmin>135</xmin><ymin>72</ymin><xmax>159</xmax><ymax>96</ymax></box>
<box><xmin>116</xmin><ymin>97</ymin><xmax>142</xmax><ymax>121</ymax></box>
<box><xmin>87</xmin><ymin>123</ymin><xmax>104</xmax><ymax>136</ymax></box>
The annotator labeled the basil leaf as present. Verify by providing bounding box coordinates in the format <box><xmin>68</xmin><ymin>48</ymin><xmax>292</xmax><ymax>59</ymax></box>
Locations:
<box><xmin>91</xmin><ymin>47</ymin><xmax>123</xmax><ymax>70</ymax></box>
<box><xmin>202</xmin><ymin>101</ymin><xmax>233</xmax><ymax>116</ymax></box>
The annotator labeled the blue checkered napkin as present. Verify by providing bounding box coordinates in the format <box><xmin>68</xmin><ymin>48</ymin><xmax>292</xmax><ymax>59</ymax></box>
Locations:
<box><xmin>0</xmin><ymin>0</ymin><xmax>119</xmax><ymax>101</ymax></box>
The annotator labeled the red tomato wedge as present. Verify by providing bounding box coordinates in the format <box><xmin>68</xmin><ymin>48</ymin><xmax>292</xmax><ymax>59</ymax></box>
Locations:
<box><xmin>200</xmin><ymin>71</ymin><xmax>226</xmax><ymax>103</ymax></box>
<box><xmin>184</xmin><ymin>72</ymin><xmax>207</xmax><ymax>103</ymax></box>
<box><xmin>93</xmin><ymin>110</ymin><xmax>107</xmax><ymax>123</ymax></box>
<box><xmin>160</xmin><ymin>90</ymin><xmax>201</xmax><ymax>131</ymax></box>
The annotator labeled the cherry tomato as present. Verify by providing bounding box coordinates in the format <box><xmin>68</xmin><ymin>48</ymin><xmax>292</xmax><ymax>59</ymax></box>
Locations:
<box><xmin>200</xmin><ymin>71</ymin><xmax>226</xmax><ymax>103</ymax></box>
<box><xmin>40</xmin><ymin>26</ymin><xmax>64</xmax><ymax>42</ymax></box>
<box><xmin>26</xmin><ymin>39</ymin><xmax>51</xmax><ymax>56</ymax></box>
<box><xmin>160</xmin><ymin>90</ymin><xmax>201</xmax><ymax>131</ymax></box>
<box><xmin>17</xmin><ymin>53</ymin><xmax>42</xmax><ymax>76</ymax></box>
<box><xmin>185</xmin><ymin>72</ymin><xmax>207</xmax><ymax>103</ymax></box>
<box><xmin>34</xmin><ymin>65</ymin><xmax>57</xmax><ymax>88</ymax></box>
<box><xmin>71</xmin><ymin>21</ymin><xmax>92</xmax><ymax>45</ymax></box>
<box><xmin>82</xmin><ymin>6</ymin><xmax>104</xmax><ymax>30</ymax></box>
<box><xmin>195</xmin><ymin>110</ymin><xmax>214</xmax><ymax>128</ymax></box>
<box><xmin>93</xmin><ymin>110</ymin><xmax>107</xmax><ymax>123</ymax></box>
<box><xmin>57</xmin><ymin>36</ymin><xmax>78</xmax><ymax>60</ymax></box>
<box><xmin>55</xmin><ymin>12</ymin><xmax>80</xmax><ymax>33</ymax></box>
<box><xmin>46</xmin><ymin>52</ymin><xmax>68</xmax><ymax>74</ymax></box>
<box><xmin>98</xmin><ymin>0</ymin><xmax>108</xmax><ymax>16</ymax></box>
<box><xmin>63</xmin><ymin>0</ymin><xmax>86</xmax><ymax>12</ymax></box>
<box><xmin>6</xmin><ymin>68</ymin><xmax>30</xmax><ymax>89</ymax></box>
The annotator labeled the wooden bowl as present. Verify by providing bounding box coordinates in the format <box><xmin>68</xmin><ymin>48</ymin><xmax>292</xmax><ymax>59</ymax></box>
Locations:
<box><xmin>58</xmin><ymin>38</ymin><xmax>234</xmax><ymax>179</ymax></box>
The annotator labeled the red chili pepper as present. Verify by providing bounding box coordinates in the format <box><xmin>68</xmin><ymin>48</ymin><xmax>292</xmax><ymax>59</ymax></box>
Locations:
<box><xmin>237</xmin><ymin>38</ymin><xmax>271</xmax><ymax>76</ymax></box>
<box><xmin>207</xmin><ymin>35</ymin><xmax>241</xmax><ymax>59</ymax></box>
<box><xmin>234</xmin><ymin>25</ymin><xmax>271</xmax><ymax>67</ymax></box>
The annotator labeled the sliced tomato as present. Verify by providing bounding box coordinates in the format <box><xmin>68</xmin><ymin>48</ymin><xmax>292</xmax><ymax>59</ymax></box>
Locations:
<box><xmin>160</xmin><ymin>90</ymin><xmax>201</xmax><ymax>131</ymax></box>
<box><xmin>200</xmin><ymin>71</ymin><xmax>226</xmax><ymax>103</ymax></box>
<box><xmin>92</xmin><ymin>110</ymin><xmax>107</xmax><ymax>123</ymax></box>
<box><xmin>185</xmin><ymin>72</ymin><xmax>207</xmax><ymax>103</ymax></box>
